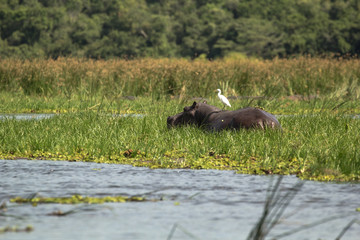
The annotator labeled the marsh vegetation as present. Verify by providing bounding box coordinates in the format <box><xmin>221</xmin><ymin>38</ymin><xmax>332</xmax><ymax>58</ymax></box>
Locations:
<box><xmin>1</xmin><ymin>57</ymin><xmax>359</xmax><ymax>181</ymax></box>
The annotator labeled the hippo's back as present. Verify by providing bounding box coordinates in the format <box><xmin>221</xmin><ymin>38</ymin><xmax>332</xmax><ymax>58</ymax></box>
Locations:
<box><xmin>229</xmin><ymin>107</ymin><xmax>281</xmax><ymax>129</ymax></box>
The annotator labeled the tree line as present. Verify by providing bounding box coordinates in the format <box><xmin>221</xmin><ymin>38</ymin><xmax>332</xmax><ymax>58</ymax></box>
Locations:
<box><xmin>1</xmin><ymin>0</ymin><xmax>360</xmax><ymax>59</ymax></box>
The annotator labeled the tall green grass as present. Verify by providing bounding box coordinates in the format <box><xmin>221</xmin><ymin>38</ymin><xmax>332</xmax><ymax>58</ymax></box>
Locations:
<box><xmin>1</xmin><ymin>99</ymin><xmax>359</xmax><ymax>181</ymax></box>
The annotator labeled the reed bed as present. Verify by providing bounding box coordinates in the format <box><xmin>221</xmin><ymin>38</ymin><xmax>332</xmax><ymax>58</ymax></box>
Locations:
<box><xmin>1</xmin><ymin>57</ymin><xmax>360</xmax><ymax>99</ymax></box>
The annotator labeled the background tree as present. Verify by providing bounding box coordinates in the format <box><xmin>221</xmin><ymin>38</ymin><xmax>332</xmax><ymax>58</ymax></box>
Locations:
<box><xmin>0</xmin><ymin>0</ymin><xmax>359</xmax><ymax>59</ymax></box>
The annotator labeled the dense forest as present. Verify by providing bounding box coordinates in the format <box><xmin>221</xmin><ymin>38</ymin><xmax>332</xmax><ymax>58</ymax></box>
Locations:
<box><xmin>0</xmin><ymin>0</ymin><xmax>360</xmax><ymax>59</ymax></box>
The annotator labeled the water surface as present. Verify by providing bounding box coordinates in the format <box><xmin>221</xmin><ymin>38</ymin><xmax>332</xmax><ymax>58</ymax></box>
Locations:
<box><xmin>0</xmin><ymin>159</ymin><xmax>359</xmax><ymax>240</ymax></box>
<box><xmin>0</xmin><ymin>113</ymin><xmax>144</xmax><ymax>121</ymax></box>
<box><xmin>0</xmin><ymin>113</ymin><xmax>55</xmax><ymax>120</ymax></box>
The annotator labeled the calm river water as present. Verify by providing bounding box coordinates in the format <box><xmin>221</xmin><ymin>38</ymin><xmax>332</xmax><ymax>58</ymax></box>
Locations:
<box><xmin>0</xmin><ymin>159</ymin><xmax>359</xmax><ymax>240</ymax></box>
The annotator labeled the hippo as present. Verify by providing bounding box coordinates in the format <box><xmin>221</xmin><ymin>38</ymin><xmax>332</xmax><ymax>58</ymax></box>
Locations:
<box><xmin>167</xmin><ymin>101</ymin><xmax>281</xmax><ymax>131</ymax></box>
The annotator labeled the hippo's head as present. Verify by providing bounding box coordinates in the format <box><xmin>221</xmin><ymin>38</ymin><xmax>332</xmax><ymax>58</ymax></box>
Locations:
<box><xmin>167</xmin><ymin>101</ymin><xmax>200</xmax><ymax>128</ymax></box>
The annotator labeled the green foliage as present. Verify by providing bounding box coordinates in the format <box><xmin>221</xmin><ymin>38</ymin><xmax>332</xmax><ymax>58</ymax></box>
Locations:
<box><xmin>1</xmin><ymin>0</ymin><xmax>360</xmax><ymax>59</ymax></box>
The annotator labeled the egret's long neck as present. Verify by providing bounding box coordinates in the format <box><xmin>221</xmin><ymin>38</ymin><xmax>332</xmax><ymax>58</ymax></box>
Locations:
<box><xmin>217</xmin><ymin>91</ymin><xmax>221</xmax><ymax>97</ymax></box>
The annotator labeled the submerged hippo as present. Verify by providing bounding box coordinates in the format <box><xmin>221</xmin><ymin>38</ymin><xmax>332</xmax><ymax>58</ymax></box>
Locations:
<box><xmin>167</xmin><ymin>101</ymin><xmax>281</xmax><ymax>131</ymax></box>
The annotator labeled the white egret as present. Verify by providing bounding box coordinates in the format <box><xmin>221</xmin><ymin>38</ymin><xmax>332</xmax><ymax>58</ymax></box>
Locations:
<box><xmin>216</xmin><ymin>89</ymin><xmax>231</xmax><ymax>109</ymax></box>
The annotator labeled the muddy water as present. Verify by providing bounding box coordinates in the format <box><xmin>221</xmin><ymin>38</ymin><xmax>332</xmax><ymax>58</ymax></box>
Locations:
<box><xmin>0</xmin><ymin>159</ymin><xmax>359</xmax><ymax>240</ymax></box>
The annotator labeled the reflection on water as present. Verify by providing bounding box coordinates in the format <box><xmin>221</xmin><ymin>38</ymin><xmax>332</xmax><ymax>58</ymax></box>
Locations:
<box><xmin>0</xmin><ymin>159</ymin><xmax>359</xmax><ymax>240</ymax></box>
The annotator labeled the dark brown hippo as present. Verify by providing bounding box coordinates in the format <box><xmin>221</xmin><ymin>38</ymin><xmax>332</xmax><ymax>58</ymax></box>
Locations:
<box><xmin>167</xmin><ymin>101</ymin><xmax>281</xmax><ymax>131</ymax></box>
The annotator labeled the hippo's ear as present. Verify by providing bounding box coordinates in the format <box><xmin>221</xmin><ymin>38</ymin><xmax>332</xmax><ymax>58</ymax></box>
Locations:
<box><xmin>192</xmin><ymin>101</ymin><xmax>197</xmax><ymax>108</ymax></box>
<box><xmin>202</xmin><ymin>100</ymin><xmax>207</xmax><ymax>104</ymax></box>
<box><xmin>194</xmin><ymin>102</ymin><xmax>200</xmax><ymax>109</ymax></box>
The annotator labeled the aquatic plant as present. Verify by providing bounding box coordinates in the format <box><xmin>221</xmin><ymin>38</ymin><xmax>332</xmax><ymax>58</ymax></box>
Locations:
<box><xmin>0</xmin><ymin>225</ymin><xmax>33</xmax><ymax>234</ymax></box>
<box><xmin>247</xmin><ymin>176</ymin><xmax>303</xmax><ymax>240</ymax></box>
<box><xmin>10</xmin><ymin>194</ymin><xmax>152</xmax><ymax>205</ymax></box>
<box><xmin>167</xmin><ymin>223</ymin><xmax>200</xmax><ymax>240</ymax></box>
<box><xmin>247</xmin><ymin>177</ymin><xmax>360</xmax><ymax>239</ymax></box>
